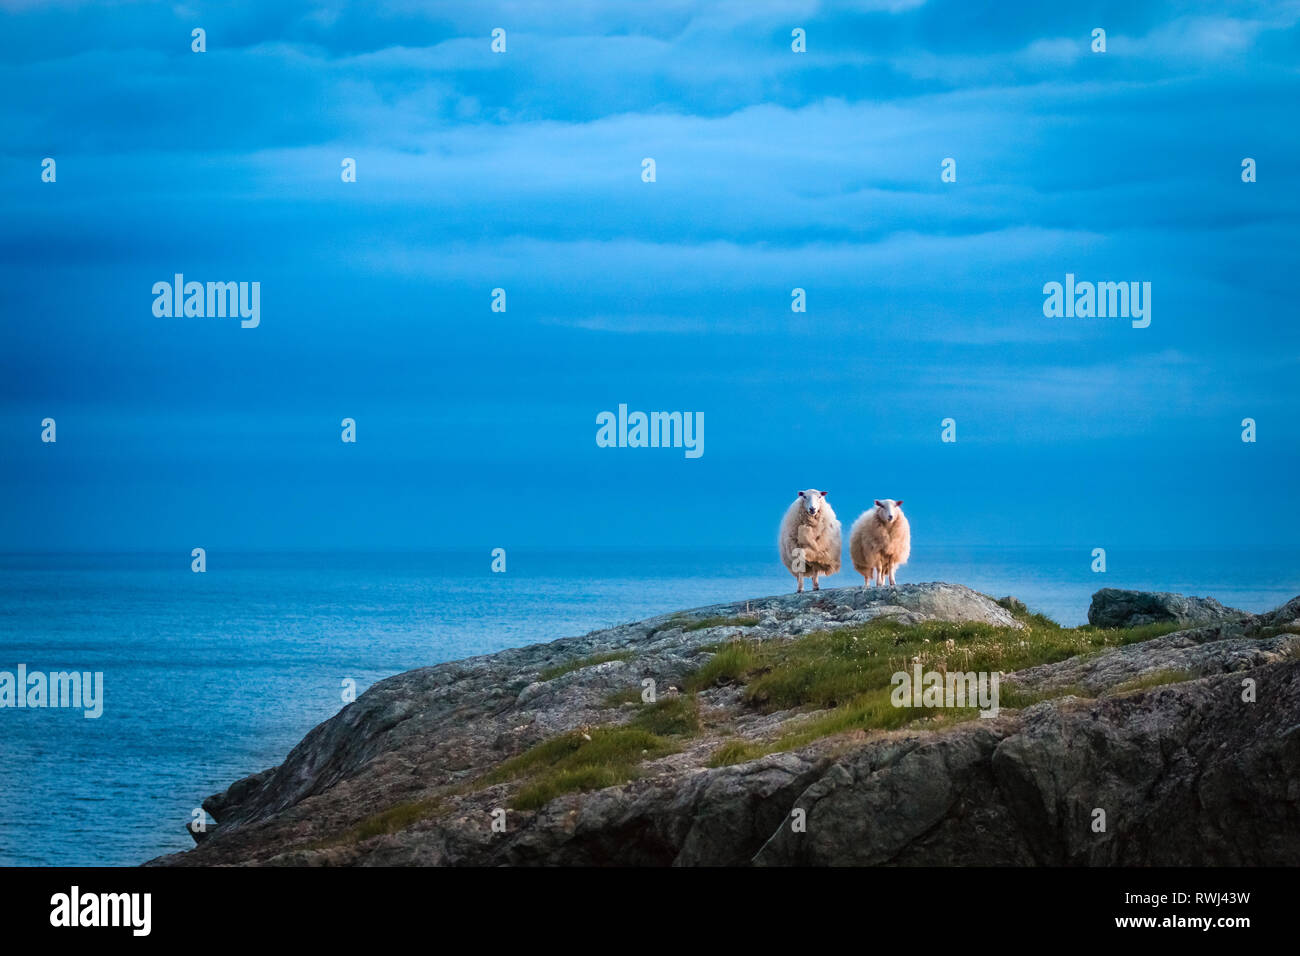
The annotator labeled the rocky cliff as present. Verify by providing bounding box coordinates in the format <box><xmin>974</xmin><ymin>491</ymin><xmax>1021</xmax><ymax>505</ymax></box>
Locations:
<box><xmin>149</xmin><ymin>583</ymin><xmax>1300</xmax><ymax>866</ymax></box>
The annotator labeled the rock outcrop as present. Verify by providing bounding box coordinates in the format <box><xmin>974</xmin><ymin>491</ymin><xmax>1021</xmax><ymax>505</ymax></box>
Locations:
<box><xmin>1087</xmin><ymin>587</ymin><xmax>1245</xmax><ymax>629</ymax></box>
<box><xmin>148</xmin><ymin>585</ymin><xmax>1300</xmax><ymax>867</ymax></box>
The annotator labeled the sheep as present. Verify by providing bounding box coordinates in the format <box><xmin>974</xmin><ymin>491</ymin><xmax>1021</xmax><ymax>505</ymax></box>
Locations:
<box><xmin>778</xmin><ymin>490</ymin><xmax>842</xmax><ymax>592</ymax></box>
<box><xmin>849</xmin><ymin>499</ymin><xmax>911</xmax><ymax>587</ymax></box>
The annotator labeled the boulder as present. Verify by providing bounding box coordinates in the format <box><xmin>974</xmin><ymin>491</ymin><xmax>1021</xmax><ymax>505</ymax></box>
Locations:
<box><xmin>1087</xmin><ymin>587</ymin><xmax>1245</xmax><ymax>629</ymax></box>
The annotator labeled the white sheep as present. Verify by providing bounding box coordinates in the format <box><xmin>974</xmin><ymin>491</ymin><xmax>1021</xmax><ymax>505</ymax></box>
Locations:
<box><xmin>849</xmin><ymin>499</ymin><xmax>911</xmax><ymax>587</ymax></box>
<box><xmin>778</xmin><ymin>489</ymin><xmax>842</xmax><ymax>592</ymax></box>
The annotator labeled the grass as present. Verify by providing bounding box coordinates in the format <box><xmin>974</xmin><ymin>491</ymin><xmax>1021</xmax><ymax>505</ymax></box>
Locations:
<box><xmin>686</xmin><ymin>640</ymin><xmax>760</xmax><ymax>691</ymax></box>
<box><xmin>686</xmin><ymin>612</ymin><xmax>1189</xmax><ymax>761</ymax></box>
<box><xmin>307</xmin><ymin>602</ymin><xmax>1202</xmax><ymax>838</ymax></box>
<box><xmin>648</xmin><ymin>614</ymin><xmax>760</xmax><ymax>637</ymax></box>
<box><xmin>750</xmin><ymin>616</ymin><xmax>1186</xmax><ymax>713</ymax></box>
<box><xmin>307</xmin><ymin>795</ymin><xmax>447</xmax><ymax>849</ymax></box>
<box><xmin>1106</xmin><ymin>668</ymin><xmax>1196</xmax><ymax>696</ymax></box>
<box><xmin>997</xmin><ymin>682</ymin><xmax>1088</xmax><ymax>709</ymax></box>
<box><xmin>478</xmin><ymin>695</ymin><xmax>700</xmax><ymax>810</ymax></box>
<box><xmin>539</xmin><ymin>650</ymin><xmax>635</xmax><ymax>682</ymax></box>
<box><xmin>348</xmin><ymin>797</ymin><xmax>443</xmax><ymax>841</ymax></box>
<box><xmin>1257</xmin><ymin>622</ymin><xmax>1300</xmax><ymax>638</ymax></box>
<box><xmin>707</xmin><ymin>739</ymin><xmax>767</xmax><ymax>767</ymax></box>
<box><xmin>482</xmin><ymin>726</ymin><xmax>679</xmax><ymax>811</ymax></box>
<box><xmin>997</xmin><ymin>597</ymin><xmax>1063</xmax><ymax>632</ymax></box>
<box><xmin>482</xmin><ymin>603</ymin><xmax>1192</xmax><ymax>811</ymax></box>
<box><xmin>627</xmin><ymin>695</ymin><xmax>701</xmax><ymax>736</ymax></box>
<box><xmin>602</xmin><ymin>687</ymin><xmax>645</xmax><ymax>708</ymax></box>
<box><xmin>999</xmin><ymin>667</ymin><xmax>1199</xmax><ymax>709</ymax></box>
<box><xmin>322</xmin><ymin>700</ymin><xmax>701</xmax><ymax>842</ymax></box>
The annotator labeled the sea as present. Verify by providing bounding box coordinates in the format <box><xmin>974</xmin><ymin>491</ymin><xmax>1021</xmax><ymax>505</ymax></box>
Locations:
<box><xmin>1</xmin><ymin>547</ymin><xmax>1296</xmax><ymax>866</ymax></box>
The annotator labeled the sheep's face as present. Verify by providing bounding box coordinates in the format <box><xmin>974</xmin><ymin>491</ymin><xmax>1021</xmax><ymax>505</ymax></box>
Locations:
<box><xmin>874</xmin><ymin>499</ymin><xmax>904</xmax><ymax>523</ymax></box>
<box><xmin>797</xmin><ymin>489</ymin><xmax>827</xmax><ymax>517</ymax></box>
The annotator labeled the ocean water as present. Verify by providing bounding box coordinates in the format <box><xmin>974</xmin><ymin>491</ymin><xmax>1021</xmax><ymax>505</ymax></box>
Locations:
<box><xmin>1</xmin><ymin>547</ymin><xmax>1297</xmax><ymax>867</ymax></box>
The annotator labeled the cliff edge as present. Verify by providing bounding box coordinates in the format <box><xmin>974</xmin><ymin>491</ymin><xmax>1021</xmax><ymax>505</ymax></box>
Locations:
<box><xmin>149</xmin><ymin>582</ymin><xmax>1300</xmax><ymax>866</ymax></box>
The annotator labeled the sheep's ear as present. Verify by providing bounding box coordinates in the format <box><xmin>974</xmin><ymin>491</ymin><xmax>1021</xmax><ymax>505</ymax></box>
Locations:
<box><xmin>820</xmin><ymin>490</ymin><xmax>827</xmax><ymax>497</ymax></box>
<box><xmin>874</xmin><ymin>500</ymin><xmax>882</xmax><ymax>508</ymax></box>
<box><xmin>896</xmin><ymin>500</ymin><xmax>903</xmax><ymax>507</ymax></box>
<box><xmin>797</xmin><ymin>491</ymin><xmax>805</xmax><ymax>497</ymax></box>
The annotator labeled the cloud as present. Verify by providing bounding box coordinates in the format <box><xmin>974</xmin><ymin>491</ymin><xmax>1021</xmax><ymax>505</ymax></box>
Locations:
<box><xmin>1</xmin><ymin>0</ymin><xmax>1297</xmax><ymax>554</ymax></box>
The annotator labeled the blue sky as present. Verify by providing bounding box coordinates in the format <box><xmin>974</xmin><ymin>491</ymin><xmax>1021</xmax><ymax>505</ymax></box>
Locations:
<box><xmin>1</xmin><ymin>0</ymin><xmax>1297</xmax><ymax>551</ymax></box>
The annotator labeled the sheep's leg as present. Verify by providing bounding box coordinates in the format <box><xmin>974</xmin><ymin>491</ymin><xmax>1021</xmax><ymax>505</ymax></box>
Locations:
<box><xmin>811</xmin><ymin>571</ymin><xmax>820</xmax><ymax>591</ymax></box>
<box><xmin>795</xmin><ymin>573</ymin><xmax>804</xmax><ymax>593</ymax></box>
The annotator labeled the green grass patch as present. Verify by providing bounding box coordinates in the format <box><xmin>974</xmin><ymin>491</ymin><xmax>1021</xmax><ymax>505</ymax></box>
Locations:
<box><xmin>686</xmin><ymin>640</ymin><xmax>760</xmax><ymax>691</ymax></box>
<box><xmin>648</xmin><ymin>614</ymin><xmax>760</xmax><ymax>637</ymax></box>
<box><xmin>1106</xmin><ymin>668</ymin><xmax>1196</xmax><ymax>696</ymax></box>
<box><xmin>1256</xmin><ymin>623</ymin><xmax>1300</xmax><ymax>639</ymax></box>
<box><xmin>482</xmin><ymin>726</ymin><xmax>678</xmax><ymax>811</ymax></box>
<box><xmin>681</xmin><ymin>614</ymin><xmax>1188</xmax><ymax>751</ymax></box>
<box><xmin>997</xmin><ymin>596</ymin><xmax>1062</xmax><ymax>631</ymax></box>
<box><xmin>539</xmin><ymin>650</ymin><xmax>635</xmax><ymax>682</ymax></box>
<box><xmin>602</xmin><ymin>687</ymin><xmax>644</xmax><ymax>708</ymax></box>
<box><xmin>514</xmin><ymin>767</ymin><xmax>639</xmax><ymax>811</ymax></box>
<box><xmin>997</xmin><ymin>682</ymin><xmax>1089</xmax><ymax>709</ymax></box>
<box><xmin>484</xmin><ymin>610</ymin><xmax>1192</xmax><ymax>796</ymax></box>
<box><xmin>707</xmin><ymin>739</ymin><xmax>768</xmax><ymax>767</ymax></box>
<box><xmin>310</xmin><ymin>796</ymin><xmax>446</xmax><ymax>849</ymax></box>
<box><xmin>350</xmin><ymin>798</ymin><xmax>442</xmax><ymax>841</ymax></box>
<box><xmin>627</xmin><ymin>695</ymin><xmax>700</xmax><ymax>736</ymax></box>
<box><xmin>999</xmin><ymin>667</ymin><xmax>1196</xmax><ymax>710</ymax></box>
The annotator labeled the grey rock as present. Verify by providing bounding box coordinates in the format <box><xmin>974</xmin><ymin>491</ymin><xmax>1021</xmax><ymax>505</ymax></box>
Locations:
<box><xmin>1007</xmin><ymin>610</ymin><xmax>1300</xmax><ymax>696</ymax></box>
<box><xmin>148</xmin><ymin>585</ymin><xmax>1300</xmax><ymax>867</ymax></box>
<box><xmin>755</xmin><ymin>661</ymin><xmax>1300</xmax><ymax>866</ymax></box>
<box><xmin>1087</xmin><ymin>587</ymin><xmax>1246</xmax><ymax>629</ymax></box>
